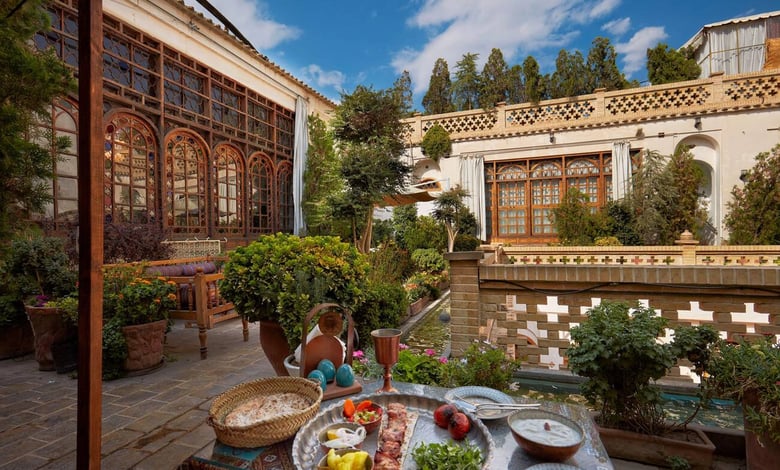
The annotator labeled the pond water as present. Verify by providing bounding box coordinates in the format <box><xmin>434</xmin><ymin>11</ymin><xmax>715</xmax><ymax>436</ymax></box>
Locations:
<box><xmin>401</xmin><ymin>295</ymin><xmax>743</xmax><ymax>430</ymax></box>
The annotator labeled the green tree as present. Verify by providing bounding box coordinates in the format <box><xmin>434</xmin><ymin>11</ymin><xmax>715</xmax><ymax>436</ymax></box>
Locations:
<box><xmin>549</xmin><ymin>49</ymin><xmax>589</xmax><ymax>98</ymax></box>
<box><xmin>0</xmin><ymin>0</ymin><xmax>75</xmax><ymax>242</ymax></box>
<box><xmin>392</xmin><ymin>204</ymin><xmax>417</xmax><ymax>250</ymax></box>
<box><xmin>506</xmin><ymin>64</ymin><xmax>525</xmax><ymax>104</ymax></box>
<box><xmin>330</xmin><ymin>85</ymin><xmax>411</xmax><ymax>253</ymax></box>
<box><xmin>303</xmin><ymin>114</ymin><xmax>341</xmax><ymax>235</ymax></box>
<box><xmin>551</xmin><ymin>188</ymin><xmax>604</xmax><ymax>245</ymax></box>
<box><xmin>403</xmin><ymin>215</ymin><xmax>447</xmax><ymax>253</ymax></box>
<box><xmin>725</xmin><ymin>143</ymin><xmax>780</xmax><ymax>244</ymax></box>
<box><xmin>522</xmin><ymin>56</ymin><xmax>545</xmax><ymax>104</ymax></box>
<box><xmin>422</xmin><ymin>58</ymin><xmax>454</xmax><ymax>115</ymax></box>
<box><xmin>420</xmin><ymin>123</ymin><xmax>451</xmax><ymax>161</ymax></box>
<box><xmin>432</xmin><ymin>186</ymin><xmax>470</xmax><ymax>252</ymax></box>
<box><xmin>647</xmin><ymin>43</ymin><xmax>701</xmax><ymax>85</ymax></box>
<box><xmin>451</xmin><ymin>52</ymin><xmax>481</xmax><ymax>111</ymax></box>
<box><xmin>479</xmin><ymin>48</ymin><xmax>510</xmax><ymax>109</ymax></box>
<box><xmin>629</xmin><ymin>150</ymin><xmax>674</xmax><ymax>245</ymax></box>
<box><xmin>392</xmin><ymin>70</ymin><xmax>414</xmax><ymax>117</ymax></box>
<box><xmin>666</xmin><ymin>144</ymin><xmax>708</xmax><ymax>242</ymax></box>
<box><xmin>586</xmin><ymin>37</ymin><xmax>629</xmax><ymax>92</ymax></box>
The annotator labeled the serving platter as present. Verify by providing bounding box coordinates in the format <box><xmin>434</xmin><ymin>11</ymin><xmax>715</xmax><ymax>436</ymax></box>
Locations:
<box><xmin>444</xmin><ymin>386</ymin><xmax>517</xmax><ymax>420</ymax></box>
<box><xmin>292</xmin><ymin>392</ymin><xmax>495</xmax><ymax>470</ymax></box>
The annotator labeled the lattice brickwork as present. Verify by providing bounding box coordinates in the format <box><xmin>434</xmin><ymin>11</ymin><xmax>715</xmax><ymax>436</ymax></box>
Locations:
<box><xmin>422</xmin><ymin>113</ymin><xmax>498</xmax><ymax>135</ymax></box>
<box><xmin>605</xmin><ymin>86</ymin><xmax>710</xmax><ymax>115</ymax></box>
<box><xmin>724</xmin><ymin>75</ymin><xmax>780</xmax><ymax>100</ymax></box>
<box><xmin>506</xmin><ymin>100</ymin><xmax>596</xmax><ymax>126</ymax></box>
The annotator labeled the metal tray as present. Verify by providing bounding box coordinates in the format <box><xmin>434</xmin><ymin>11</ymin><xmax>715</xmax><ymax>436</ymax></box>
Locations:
<box><xmin>292</xmin><ymin>392</ymin><xmax>495</xmax><ymax>470</ymax></box>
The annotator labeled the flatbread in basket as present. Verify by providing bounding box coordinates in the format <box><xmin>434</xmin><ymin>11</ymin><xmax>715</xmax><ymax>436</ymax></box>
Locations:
<box><xmin>208</xmin><ymin>376</ymin><xmax>323</xmax><ymax>448</ymax></box>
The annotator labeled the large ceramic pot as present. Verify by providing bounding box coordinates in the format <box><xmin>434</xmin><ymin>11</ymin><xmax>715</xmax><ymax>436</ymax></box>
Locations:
<box><xmin>259</xmin><ymin>320</ymin><xmax>292</xmax><ymax>376</ymax></box>
<box><xmin>25</xmin><ymin>306</ymin><xmax>75</xmax><ymax>371</ymax></box>
<box><xmin>122</xmin><ymin>319</ymin><xmax>167</xmax><ymax>373</ymax></box>
<box><xmin>0</xmin><ymin>320</ymin><xmax>34</xmax><ymax>360</ymax></box>
<box><xmin>743</xmin><ymin>389</ymin><xmax>780</xmax><ymax>470</ymax></box>
<box><xmin>596</xmin><ymin>424</ymin><xmax>715</xmax><ymax>470</ymax></box>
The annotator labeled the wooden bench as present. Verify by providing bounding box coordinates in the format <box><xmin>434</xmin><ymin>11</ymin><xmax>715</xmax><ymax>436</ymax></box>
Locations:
<box><xmin>110</xmin><ymin>256</ymin><xmax>248</xmax><ymax>359</ymax></box>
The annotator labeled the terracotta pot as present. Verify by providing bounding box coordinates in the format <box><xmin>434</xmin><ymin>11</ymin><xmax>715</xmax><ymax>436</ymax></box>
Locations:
<box><xmin>25</xmin><ymin>306</ymin><xmax>75</xmax><ymax>371</ymax></box>
<box><xmin>259</xmin><ymin>320</ymin><xmax>292</xmax><ymax>376</ymax></box>
<box><xmin>0</xmin><ymin>320</ymin><xmax>35</xmax><ymax>360</ymax></box>
<box><xmin>743</xmin><ymin>389</ymin><xmax>780</xmax><ymax>470</ymax></box>
<box><xmin>122</xmin><ymin>319</ymin><xmax>167</xmax><ymax>372</ymax></box>
<box><xmin>596</xmin><ymin>424</ymin><xmax>715</xmax><ymax>470</ymax></box>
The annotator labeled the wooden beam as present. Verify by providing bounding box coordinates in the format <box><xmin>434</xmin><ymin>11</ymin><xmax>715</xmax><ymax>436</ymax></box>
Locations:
<box><xmin>77</xmin><ymin>1</ymin><xmax>104</xmax><ymax>468</ymax></box>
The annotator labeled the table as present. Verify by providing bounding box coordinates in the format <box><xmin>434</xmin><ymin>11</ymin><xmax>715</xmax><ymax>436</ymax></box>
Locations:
<box><xmin>182</xmin><ymin>381</ymin><xmax>613</xmax><ymax>470</ymax></box>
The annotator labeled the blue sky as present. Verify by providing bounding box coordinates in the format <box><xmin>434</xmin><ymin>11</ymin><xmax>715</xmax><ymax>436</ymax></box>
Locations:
<box><xmin>184</xmin><ymin>0</ymin><xmax>779</xmax><ymax>108</ymax></box>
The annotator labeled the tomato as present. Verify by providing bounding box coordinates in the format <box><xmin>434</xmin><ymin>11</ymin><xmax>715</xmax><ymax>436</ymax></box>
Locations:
<box><xmin>448</xmin><ymin>412</ymin><xmax>471</xmax><ymax>440</ymax></box>
<box><xmin>433</xmin><ymin>404</ymin><xmax>458</xmax><ymax>429</ymax></box>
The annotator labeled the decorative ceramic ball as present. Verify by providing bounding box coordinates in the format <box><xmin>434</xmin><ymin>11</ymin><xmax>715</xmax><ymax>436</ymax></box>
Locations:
<box><xmin>317</xmin><ymin>359</ymin><xmax>337</xmax><ymax>382</ymax></box>
<box><xmin>335</xmin><ymin>364</ymin><xmax>355</xmax><ymax>387</ymax></box>
<box><xmin>307</xmin><ymin>369</ymin><xmax>327</xmax><ymax>392</ymax></box>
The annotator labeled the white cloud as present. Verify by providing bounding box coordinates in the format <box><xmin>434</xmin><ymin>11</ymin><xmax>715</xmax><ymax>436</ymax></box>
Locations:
<box><xmin>183</xmin><ymin>0</ymin><xmax>300</xmax><ymax>50</ymax></box>
<box><xmin>393</xmin><ymin>0</ymin><xmax>624</xmax><ymax>94</ymax></box>
<box><xmin>602</xmin><ymin>17</ymin><xmax>631</xmax><ymax>36</ymax></box>
<box><xmin>299</xmin><ymin>64</ymin><xmax>346</xmax><ymax>91</ymax></box>
<box><xmin>615</xmin><ymin>26</ymin><xmax>667</xmax><ymax>77</ymax></box>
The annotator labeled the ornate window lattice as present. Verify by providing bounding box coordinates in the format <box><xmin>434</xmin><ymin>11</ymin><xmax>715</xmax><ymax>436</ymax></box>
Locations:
<box><xmin>34</xmin><ymin>4</ymin><xmax>78</xmax><ymax>67</ymax></box>
<box><xmin>40</xmin><ymin>100</ymin><xmax>79</xmax><ymax>225</ymax></box>
<box><xmin>486</xmin><ymin>152</ymin><xmax>613</xmax><ymax>243</ymax></box>
<box><xmin>104</xmin><ymin>113</ymin><xmax>157</xmax><ymax>224</ymax></box>
<box><xmin>164</xmin><ymin>61</ymin><xmax>207</xmax><ymax>114</ymax></box>
<box><xmin>213</xmin><ymin>144</ymin><xmax>244</xmax><ymax>234</ymax></box>
<box><xmin>248</xmin><ymin>153</ymin><xmax>273</xmax><ymax>234</ymax></box>
<box><xmin>277</xmin><ymin>162</ymin><xmax>293</xmax><ymax>232</ymax></box>
<box><xmin>103</xmin><ymin>31</ymin><xmax>159</xmax><ymax>97</ymax></box>
<box><xmin>165</xmin><ymin>131</ymin><xmax>207</xmax><ymax>234</ymax></box>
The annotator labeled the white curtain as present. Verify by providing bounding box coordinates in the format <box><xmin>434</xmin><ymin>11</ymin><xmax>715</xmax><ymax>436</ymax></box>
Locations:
<box><xmin>611</xmin><ymin>141</ymin><xmax>631</xmax><ymax>201</ymax></box>
<box><xmin>458</xmin><ymin>154</ymin><xmax>486</xmax><ymax>240</ymax></box>
<box><xmin>705</xmin><ymin>21</ymin><xmax>766</xmax><ymax>75</ymax></box>
<box><xmin>293</xmin><ymin>96</ymin><xmax>308</xmax><ymax>235</ymax></box>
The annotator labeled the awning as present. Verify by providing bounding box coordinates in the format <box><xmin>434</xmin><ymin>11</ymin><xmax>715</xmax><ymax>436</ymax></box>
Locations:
<box><xmin>380</xmin><ymin>187</ymin><xmax>437</xmax><ymax>207</ymax></box>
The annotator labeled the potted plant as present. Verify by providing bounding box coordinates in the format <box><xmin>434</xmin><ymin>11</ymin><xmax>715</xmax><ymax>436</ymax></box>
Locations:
<box><xmin>566</xmin><ymin>300</ymin><xmax>719</xmax><ymax>469</ymax></box>
<box><xmin>6</xmin><ymin>236</ymin><xmax>77</xmax><ymax>371</ymax></box>
<box><xmin>705</xmin><ymin>336</ymin><xmax>780</xmax><ymax>470</ymax></box>
<box><xmin>220</xmin><ymin>233</ymin><xmax>368</xmax><ymax>375</ymax></box>
<box><xmin>110</xmin><ymin>274</ymin><xmax>177</xmax><ymax>373</ymax></box>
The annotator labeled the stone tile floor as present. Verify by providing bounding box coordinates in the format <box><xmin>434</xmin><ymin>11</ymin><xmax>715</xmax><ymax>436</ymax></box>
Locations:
<box><xmin>0</xmin><ymin>316</ymin><xmax>746</xmax><ymax>469</ymax></box>
<box><xmin>0</xmin><ymin>318</ymin><xmax>274</xmax><ymax>469</ymax></box>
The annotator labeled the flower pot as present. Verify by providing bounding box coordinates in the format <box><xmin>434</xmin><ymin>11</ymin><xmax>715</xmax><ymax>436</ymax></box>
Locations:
<box><xmin>596</xmin><ymin>424</ymin><xmax>715</xmax><ymax>470</ymax></box>
<box><xmin>743</xmin><ymin>389</ymin><xmax>780</xmax><ymax>470</ymax></box>
<box><xmin>0</xmin><ymin>320</ymin><xmax>34</xmax><ymax>360</ymax></box>
<box><xmin>284</xmin><ymin>354</ymin><xmax>301</xmax><ymax>377</ymax></box>
<box><xmin>259</xmin><ymin>320</ymin><xmax>292</xmax><ymax>376</ymax></box>
<box><xmin>122</xmin><ymin>319</ymin><xmax>167</xmax><ymax>373</ymax></box>
<box><xmin>25</xmin><ymin>306</ymin><xmax>75</xmax><ymax>371</ymax></box>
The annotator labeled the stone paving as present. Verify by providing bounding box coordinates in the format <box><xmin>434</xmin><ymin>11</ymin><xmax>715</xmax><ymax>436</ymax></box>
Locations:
<box><xmin>0</xmin><ymin>318</ymin><xmax>274</xmax><ymax>469</ymax></box>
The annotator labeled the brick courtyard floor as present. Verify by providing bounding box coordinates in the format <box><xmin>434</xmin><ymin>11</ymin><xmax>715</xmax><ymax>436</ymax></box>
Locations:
<box><xmin>0</xmin><ymin>318</ymin><xmax>274</xmax><ymax>469</ymax></box>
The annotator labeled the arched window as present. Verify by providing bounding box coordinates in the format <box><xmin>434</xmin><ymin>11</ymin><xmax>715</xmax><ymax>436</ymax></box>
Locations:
<box><xmin>212</xmin><ymin>144</ymin><xmax>244</xmax><ymax>234</ymax></box>
<box><xmin>530</xmin><ymin>161</ymin><xmax>562</xmax><ymax>235</ymax></box>
<box><xmin>165</xmin><ymin>131</ymin><xmax>207</xmax><ymax>234</ymax></box>
<box><xmin>248</xmin><ymin>153</ymin><xmax>273</xmax><ymax>234</ymax></box>
<box><xmin>495</xmin><ymin>165</ymin><xmax>527</xmax><ymax>236</ymax></box>
<box><xmin>277</xmin><ymin>161</ymin><xmax>293</xmax><ymax>232</ymax></box>
<box><xmin>104</xmin><ymin>113</ymin><xmax>157</xmax><ymax>224</ymax></box>
<box><xmin>565</xmin><ymin>159</ymin><xmax>599</xmax><ymax>210</ymax></box>
<box><xmin>42</xmin><ymin>100</ymin><xmax>79</xmax><ymax>226</ymax></box>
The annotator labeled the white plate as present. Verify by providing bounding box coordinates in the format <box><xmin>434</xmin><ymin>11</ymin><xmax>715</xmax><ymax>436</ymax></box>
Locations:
<box><xmin>525</xmin><ymin>464</ymin><xmax>582</xmax><ymax>470</ymax></box>
<box><xmin>444</xmin><ymin>386</ymin><xmax>516</xmax><ymax>420</ymax></box>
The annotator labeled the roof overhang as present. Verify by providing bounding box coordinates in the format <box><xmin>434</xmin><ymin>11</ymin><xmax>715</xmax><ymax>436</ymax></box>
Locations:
<box><xmin>380</xmin><ymin>188</ymin><xmax>437</xmax><ymax>207</ymax></box>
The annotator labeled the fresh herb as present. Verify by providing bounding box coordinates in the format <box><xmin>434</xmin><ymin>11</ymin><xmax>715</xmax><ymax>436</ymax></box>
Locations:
<box><xmin>411</xmin><ymin>440</ymin><xmax>484</xmax><ymax>470</ymax></box>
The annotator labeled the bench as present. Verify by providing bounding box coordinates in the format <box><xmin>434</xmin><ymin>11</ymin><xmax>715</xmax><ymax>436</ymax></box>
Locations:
<box><xmin>111</xmin><ymin>256</ymin><xmax>248</xmax><ymax>359</ymax></box>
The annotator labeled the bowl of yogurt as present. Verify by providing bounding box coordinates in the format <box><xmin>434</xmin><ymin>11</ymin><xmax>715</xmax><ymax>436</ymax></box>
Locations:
<box><xmin>508</xmin><ymin>409</ymin><xmax>585</xmax><ymax>462</ymax></box>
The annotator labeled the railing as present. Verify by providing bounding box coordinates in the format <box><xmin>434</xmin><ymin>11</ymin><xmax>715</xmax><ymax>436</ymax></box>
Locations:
<box><xmin>402</xmin><ymin>69</ymin><xmax>780</xmax><ymax>144</ymax></box>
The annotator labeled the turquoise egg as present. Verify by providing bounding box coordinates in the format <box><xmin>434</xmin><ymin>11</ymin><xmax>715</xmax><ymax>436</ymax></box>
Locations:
<box><xmin>335</xmin><ymin>364</ymin><xmax>355</xmax><ymax>387</ymax></box>
<box><xmin>317</xmin><ymin>359</ymin><xmax>337</xmax><ymax>383</ymax></box>
<box><xmin>307</xmin><ymin>369</ymin><xmax>327</xmax><ymax>392</ymax></box>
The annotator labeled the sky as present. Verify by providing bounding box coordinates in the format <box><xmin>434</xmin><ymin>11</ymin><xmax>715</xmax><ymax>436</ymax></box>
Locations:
<box><xmin>183</xmin><ymin>0</ymin><xmax>780</xmax><ymax>108</ymax></box>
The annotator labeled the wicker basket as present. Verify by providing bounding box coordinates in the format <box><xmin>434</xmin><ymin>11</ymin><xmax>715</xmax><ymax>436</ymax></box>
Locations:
<box><xmin>207</xmin><ymin>376</ymin><xmax>323</xmax><ymax>447</ymax></box>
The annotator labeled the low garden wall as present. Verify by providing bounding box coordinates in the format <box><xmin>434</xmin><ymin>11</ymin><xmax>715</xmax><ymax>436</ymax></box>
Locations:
<box><xmin>445</xmin><ymin>250</ymin><xmax>780</xmax><ymax>383</ymax></box>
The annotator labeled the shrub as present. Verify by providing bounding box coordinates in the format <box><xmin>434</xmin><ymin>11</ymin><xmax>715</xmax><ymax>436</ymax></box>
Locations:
<box><xmin>367</xmin><ymin>241</ymin><xmax>411</xmax><ymax>284</ymax></box>
<box><xmin>352</xmin><ymin>279</ymin><xmax>408</xmax><ymax>346</ymax></box>
<box><xmin>443</xmin><ymin>342</ymin><xmax>522</xmax><ymax>391</ymax></box>
<box><xmin>421</xmin><ymin>123</ymin><xmax>451</xmax><ymax>161</ymax></box>
<box><xmin>411</xmin><ymin>248</ymin><xmax>447</xmax><ymax>274</ymax></box>
<box><xmin>394</xmin><ymin>346</ymin><xmax>448</xmax><ymax>385</ymax></box>
<box><xmin>103</xmin><ymin>222</ymin><xmax>173</xmax><ymax>263</ymax></box>
<box><xmin>404</xmin><ymin>272</ymin><xmax>441</xmax><ymax>303</ymax></box>
<box><xmin>7</xmin><ymin>236</ymin><xmax>77</xmax><ymax>303</ymax></box>
<box><xmin>453</xmin><ymin>234</ymin><xmax>480</xmax><ymax>251</ymax></box>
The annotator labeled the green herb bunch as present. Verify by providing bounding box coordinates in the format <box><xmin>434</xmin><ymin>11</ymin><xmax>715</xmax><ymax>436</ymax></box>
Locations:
<box><xmin>412</xmin><ymin>440</ymin><xmax>484</xmax><ymax>470</ymax></box>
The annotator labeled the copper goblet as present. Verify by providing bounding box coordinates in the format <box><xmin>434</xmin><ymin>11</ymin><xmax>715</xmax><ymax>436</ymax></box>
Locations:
<box><xmin>371</xmin><ymin>328</ymin><xmax>402</xmax><ymax>393</ymax></box>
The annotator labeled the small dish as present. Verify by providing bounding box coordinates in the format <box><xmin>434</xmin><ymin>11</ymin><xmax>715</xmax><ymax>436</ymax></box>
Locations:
<box><xmin>346</xmin><ymin>402</ymin><xmax>382</xmax><ymax>433</ymax></box>
<box><xmin>317</xmin><ymin>448</ymin><xmax>373</xmax><ymax>469</ymax></box>
<box><xmin>444</xmin><ymin>386</ymin><xmax>516</xmax><ymax>420</ymax></box>
<box><xmin>508</xmin><ymin>409</ymin><xmax>584</xmax><ymax>462</ymax></box>
<box><xmin>317</xmin><ymin>422</ymin><xmax>366</xmax><ymax>452</ymax></box>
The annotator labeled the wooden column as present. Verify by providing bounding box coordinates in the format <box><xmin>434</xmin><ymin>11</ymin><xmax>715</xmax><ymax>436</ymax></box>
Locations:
<box><xmin>77</xmin><ymin>1</ymin><xmax>104</xmax><ymax>469</ymax></box>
